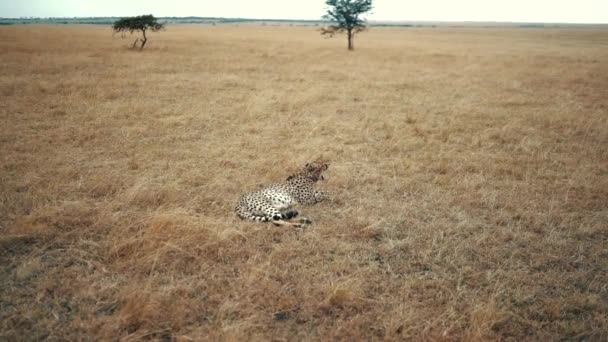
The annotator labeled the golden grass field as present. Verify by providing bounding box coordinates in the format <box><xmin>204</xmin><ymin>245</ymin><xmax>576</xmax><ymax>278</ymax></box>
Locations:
<box><xmin>1</xmin><ymin>24</ymin><xmax>607</xmax><ymax>340</ymax></box>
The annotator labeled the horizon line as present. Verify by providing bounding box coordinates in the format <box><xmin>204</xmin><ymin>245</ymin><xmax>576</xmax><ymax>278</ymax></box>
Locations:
<box><xmin>1</xmin><ymin>16</ymin><xmax>607</xmax><ymax>25</ymax></box>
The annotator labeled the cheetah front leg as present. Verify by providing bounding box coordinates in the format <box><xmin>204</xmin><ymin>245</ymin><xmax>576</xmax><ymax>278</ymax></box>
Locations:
<box><xmin>272</xmin><ymin>219</ymin><xmax>301</xmax><ymax>227</ymax></box>
<box><xmin>272</xmin><ymin>217</ymin><xmax>312</xmax><ymax>228</ymax></box>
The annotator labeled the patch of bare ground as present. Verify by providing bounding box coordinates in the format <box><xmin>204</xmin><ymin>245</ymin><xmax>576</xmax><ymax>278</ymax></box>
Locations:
<box><xmin>1</xmin><ymin>25</ymin><xmax>607</xmax><ymax>340</ymax></box>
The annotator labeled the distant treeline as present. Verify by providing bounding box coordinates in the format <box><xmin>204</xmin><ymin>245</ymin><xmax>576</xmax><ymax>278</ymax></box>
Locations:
<box><xmin>0</xmin><ymin>16</ymin><xmax>419</xmax><ymax>27</ymax></box>
<box><xmin>0</xmin><ymin>17</ymin><xmax>599</xmax><ymax>28</ymax></box>
<box><xmin>0</xmin><ymin>17</ymin><xmax>328</xmax><ymax>26</ymax></box>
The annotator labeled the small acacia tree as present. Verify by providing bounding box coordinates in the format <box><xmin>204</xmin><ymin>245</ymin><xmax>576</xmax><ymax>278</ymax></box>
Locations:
<box><xmin>321</xmin><ymin>0</ymin><xmax>373</xmax><ymax>50</ymax></box>
<box><xmin>112</xmin><ymin>14</ymin><xmax>164</xmax><ymax>50</ymax></box>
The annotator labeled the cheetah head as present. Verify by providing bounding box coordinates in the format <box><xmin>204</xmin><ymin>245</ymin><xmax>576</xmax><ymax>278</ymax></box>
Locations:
<box><xmin>287</xmin><ymin>161</ymin><xmax>329</xmax><ymax>182</ymax></box>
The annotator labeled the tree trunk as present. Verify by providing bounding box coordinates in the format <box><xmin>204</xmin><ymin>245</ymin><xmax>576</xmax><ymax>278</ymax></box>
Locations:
<box><xmin>347</xmin><ymin>29</ymin><xmax>354</xmax><ymax>50</ymax></box>
<box><xmin>132</xmin><ymin>38</ymin><xmax>139</xmax><ymax>48</ymax></box>
<box><xmin>140</xmin><ymin>29</ymin><xmax>147</xmax><ymax>50</ymax></box>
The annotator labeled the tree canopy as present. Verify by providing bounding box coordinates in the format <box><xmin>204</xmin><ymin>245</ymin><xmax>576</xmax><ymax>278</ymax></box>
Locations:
<box><xmin>322</xmin><ymin>0</ymin><xmax>373</xmax><ymax>50</ymax></box>
<box><xmin>112</xmin><ymin>15</ymin><xmax>164</xmax><ymax>49</ymax></box>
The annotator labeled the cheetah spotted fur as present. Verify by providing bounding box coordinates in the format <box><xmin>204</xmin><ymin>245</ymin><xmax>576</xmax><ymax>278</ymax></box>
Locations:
<box><xmin>235</xmin><ymin>162</ymin><xmax>329</xmax><ymax>223</ymax></box>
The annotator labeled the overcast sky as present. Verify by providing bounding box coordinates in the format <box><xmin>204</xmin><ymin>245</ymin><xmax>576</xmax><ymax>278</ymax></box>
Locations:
<box><xmin>1</xmin><ymin>0</ymin><xmax>607</xmax><ymax>23</ymax></box>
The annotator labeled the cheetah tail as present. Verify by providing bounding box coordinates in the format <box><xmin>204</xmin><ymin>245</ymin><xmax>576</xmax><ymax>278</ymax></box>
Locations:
<box><xmin>236</xmin><ymin>207</ymin><xmax>271</xmax><ymax>222</ymax></box>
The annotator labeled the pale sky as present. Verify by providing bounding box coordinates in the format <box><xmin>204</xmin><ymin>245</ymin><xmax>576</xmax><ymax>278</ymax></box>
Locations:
<box><xmin>1</xmin><ymin>0</ymin><xmax>607</xmax><ymax>23</ymax></box>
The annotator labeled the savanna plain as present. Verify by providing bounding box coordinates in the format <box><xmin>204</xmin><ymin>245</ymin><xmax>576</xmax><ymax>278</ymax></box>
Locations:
<box><xmin>1</xmin><ymin>24</ymin><xmax>607</xmax><ymax>341</ymax></box>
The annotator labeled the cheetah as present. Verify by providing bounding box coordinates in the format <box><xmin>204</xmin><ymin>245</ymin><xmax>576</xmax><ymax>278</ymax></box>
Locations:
<box><xmin>235</xmin><ymin>161</ymin><xmax>330</xmax><ymax>226</ymax></box>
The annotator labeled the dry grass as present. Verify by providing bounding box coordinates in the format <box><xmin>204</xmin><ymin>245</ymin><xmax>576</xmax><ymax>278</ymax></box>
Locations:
<box><xmin>1</xmin><ymin>24</ymin><xmax>607</xmax><ymax>340</ymax></box>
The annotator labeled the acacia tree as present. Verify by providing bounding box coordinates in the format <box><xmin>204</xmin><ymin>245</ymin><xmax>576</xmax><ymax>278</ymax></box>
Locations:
<box><xmin>321</xmin><ymin>0</ymin><xmax>373</xmax><ymax>50</ymax></box>
<box><xmin>112</xmin><ymin>15</ymin><xmax>164</xmax><ymax>50</ymax></box>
